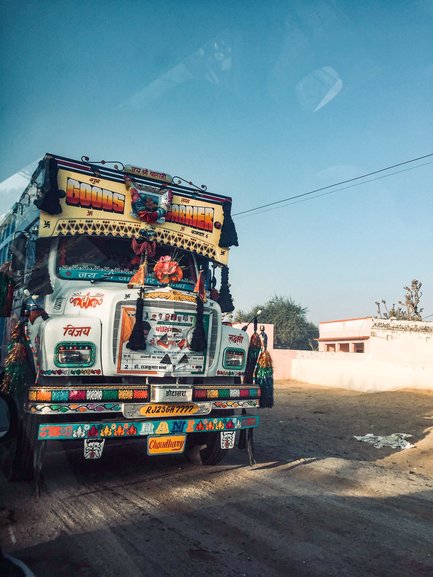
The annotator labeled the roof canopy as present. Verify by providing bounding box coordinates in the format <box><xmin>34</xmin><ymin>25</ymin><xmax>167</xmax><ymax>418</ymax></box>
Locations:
<box><xmin>36</xmin><ymin>154</ymin><xmax>238</xmax><ymax>265</ymax></box>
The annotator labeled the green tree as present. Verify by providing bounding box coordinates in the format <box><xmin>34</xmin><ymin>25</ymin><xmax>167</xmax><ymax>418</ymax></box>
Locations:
<box><xmin>235</xmin><ymin>295</ymin><xmax>318</xmax><ymax>350</ymax></box>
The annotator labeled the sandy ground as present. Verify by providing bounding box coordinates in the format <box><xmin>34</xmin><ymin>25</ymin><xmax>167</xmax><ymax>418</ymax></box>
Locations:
<box><xmin>267</xmin><ymin>380</ymin><xmax>433</xmax><ymax>477</ymax></box>
<box><xmin>1</xmin><ymin>380</ymin><xmax>433</xmax><ymax>577</ymax></box>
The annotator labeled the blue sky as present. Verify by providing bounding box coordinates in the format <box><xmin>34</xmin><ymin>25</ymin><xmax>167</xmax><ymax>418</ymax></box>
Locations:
<box><xmin>1</xmin><ymin>0</ymin><xmax>432</xmax><ymax>323</ymax></box>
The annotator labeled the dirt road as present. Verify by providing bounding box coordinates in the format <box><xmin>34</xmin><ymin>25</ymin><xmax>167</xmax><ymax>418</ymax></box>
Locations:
<box><xmin>1</xmin><ymin>381</ymin><xmax>433</xmax><ymax>577</ymax></box>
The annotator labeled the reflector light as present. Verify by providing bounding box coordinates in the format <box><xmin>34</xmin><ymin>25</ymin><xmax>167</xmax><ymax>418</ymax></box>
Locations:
<box><xmin>223</xmin><ymin>348</ymin><xmax>245</xmax><ymax>369</ymax></box>
<box><xmin>55</xmin><ymin>342</ymin><xmax>95</xmax><ymax>367</ymax></box>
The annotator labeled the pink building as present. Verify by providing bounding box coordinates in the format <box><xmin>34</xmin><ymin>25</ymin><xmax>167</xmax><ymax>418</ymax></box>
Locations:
<box><xmin>317</xmin><ymin>317</ymin><xmax>372</xmax><ymax>353</ymax></box>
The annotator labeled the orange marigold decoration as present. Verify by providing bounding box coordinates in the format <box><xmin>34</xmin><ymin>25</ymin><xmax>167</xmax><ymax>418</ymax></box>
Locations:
<box><xmin>153</xmin><ymin>256</ymin><xmax>183</xmax><ymax>284</ymax></box>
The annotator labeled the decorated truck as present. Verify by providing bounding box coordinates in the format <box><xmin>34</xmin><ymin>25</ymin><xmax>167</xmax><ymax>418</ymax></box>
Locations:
<box><xmin>0</xmin><ymin>154</ymin><xmax>273</xmax><ymax>481</ymax></box>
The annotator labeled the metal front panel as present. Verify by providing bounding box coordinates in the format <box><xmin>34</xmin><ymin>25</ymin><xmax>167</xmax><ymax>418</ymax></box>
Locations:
<box><xmin>151</xmin><ymin>385</ymin><xmax>193</xmax><ymax>402</ymax></box>
<box><xmin>112</xmin><ymin>299</ymin><xmax>215</xmax><ymax>376</ymax></box>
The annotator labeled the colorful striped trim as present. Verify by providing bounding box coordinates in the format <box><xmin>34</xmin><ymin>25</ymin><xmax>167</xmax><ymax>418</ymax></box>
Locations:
<box><xmin>42</xmin><ymin>369</ymin><xmax>102</xmax><ymax>376</ymax></box>
<box><xmin>212</xmin><ymin>400</ymin><xmax>259</xmax><ymax>409</ymax></box>
<box><xmin>28</xmin><ymin>388</ymin><xmax>149</xmax><ymax>402</ymax></box>
<box><xmin>193</xmin><ymin>387</ymin><xmax>260</xmax><ymax>400</ymax></box>
<box><xmin>29</xmin><ymin>387</ymin><xmax>259</xmax><ymax>403</ymax></box>
<box><xmin>28</xmin><ymin>403</ymin><xmax>121</xmax><ymax>414</ymax></box>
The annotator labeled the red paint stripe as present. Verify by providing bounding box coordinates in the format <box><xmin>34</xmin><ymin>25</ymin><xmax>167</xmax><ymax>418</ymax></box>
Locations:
<box><xmin>55</xmin><ymin>159</ymin><xmax>93</xmax><ymax>172</ymax></box>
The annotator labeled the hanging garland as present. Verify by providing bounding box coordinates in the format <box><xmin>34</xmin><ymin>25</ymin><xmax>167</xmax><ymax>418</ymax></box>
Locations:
<box><xmin>219</xmin><ymin>201</ymin><xmax>239</xmax><ymax>248</ymax></box>
<box><xmin>126</xmin><ymin>229</ymin><xmax>156</xmax><ymax>350</ymax></box>
<box><xmin>129</xmin><ymin>228</ymin><xmax>157</xmax><ymax>270</ymax></box>
<box><xmin>124</xmin><ymin>175</ymin><xmax>173</xmax><ymax>224</ymax></box>
<box><xmin>34</xmin><ymin>156</ymin><xmax>65</xmax><ymax>215</ymax></box>
<box><xmin>190</xmin><ymin>270</ymin><xmax>207</xmax><ymax>352</ymax></box>
<box><xmin>243</xmin><ymin>332</ymin><xmax>262</xmax><ymax>385</ymax></box>
<box><xmin>255</xmin><ymin>350</ymin><xmax>274</xmax><ymax>408</ymax></box>
<box><xmin>1</xmin><ymin>322</ymin><xmax>29</xmax><ymax>398</ymax></box>
<box><xmin>217</xmin><ymin>265</ymin><xmax>234</xmax><ymax>313</ymax></box>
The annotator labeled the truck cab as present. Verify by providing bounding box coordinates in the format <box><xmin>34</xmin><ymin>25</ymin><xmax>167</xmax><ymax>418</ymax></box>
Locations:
<box><xmin>0</xmin><ymin>154</ymin><xmax>261</xmax><ymax>480</ymax></box>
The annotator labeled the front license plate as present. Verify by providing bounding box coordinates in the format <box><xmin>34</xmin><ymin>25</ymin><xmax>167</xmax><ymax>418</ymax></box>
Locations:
<box><xmin>139</xmin><ymin>403</ymin><xmax>199</xmax><ymax>417</ymax></box>
<box><xmin>147</xmin><ymin>435</ymin><xmax>186</xmax><ymax>455</ymax></box>
<box><xmin>151</xmin><ymin>386</ymin><xmax>192</xmax><ymax>402</ymax></box>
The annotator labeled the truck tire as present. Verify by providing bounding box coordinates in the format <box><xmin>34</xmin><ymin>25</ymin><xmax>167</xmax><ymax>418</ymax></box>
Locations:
<box><xmin>6</xmin><ymin>413</ymin><xmax>41</xmax><ymax>481</ymax></box>
<box><xmin>198</xmin><ymin>432</ymin><xmax>228</xmax><ymax>465</ymax></box>
<box><xmin>185</xmin><ymin>431</ymin><xmax>228</xmax><ymax>466</ymax></box>
<box><xmin>185</xmin><ymin>409</ymin><xmax>234</xmax><ymax>466</ymax></box>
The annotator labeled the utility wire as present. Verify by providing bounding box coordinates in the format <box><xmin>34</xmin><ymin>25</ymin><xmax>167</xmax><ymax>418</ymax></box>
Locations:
<box><xmin>234</xmin><ymin>160</ymin><xmax>433</xmax><ymax>220</ymax></box>
<box><xmin>233</xmin><ymin>152</ymin><xmax>433</xmax><ymax>217</ymax></box>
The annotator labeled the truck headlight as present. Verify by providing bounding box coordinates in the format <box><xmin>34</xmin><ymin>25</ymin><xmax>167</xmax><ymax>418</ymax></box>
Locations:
<box><xmin>55</xmin><ymin>342</ymin><xmax>95</xmax><ymax>367</ymax></box>
<box><xmin>223</xmin><ymin>348</ymin><xmax>245</xmax><ymax>369</ymax></box>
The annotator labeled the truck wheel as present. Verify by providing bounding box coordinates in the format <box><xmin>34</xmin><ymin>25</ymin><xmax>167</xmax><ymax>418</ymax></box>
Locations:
<box><xmin>185</xmin><ymin>431</ymin><xmax>229</xmax><ymax>466</ymax></box>
<box><xmin>6</xmin><ymin>413</ymin><xmax>41</xmax><ymax>481</ymax></box>
<box><xmin>185</xmin><ymin>410</ymin><xmax>233</xmax><ymax>466</ymax></box>
<box><xmin>197</xmin><ymin>432</ymin><xmax>227</xmax><ymax>465</ymax></box>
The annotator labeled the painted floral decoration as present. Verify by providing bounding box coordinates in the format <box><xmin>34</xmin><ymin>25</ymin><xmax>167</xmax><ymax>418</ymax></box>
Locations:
<box><xmin>153</xmin><ymin>256</ymin><xmax>183</xmax><ymax>284</ymax></box>
<box><xmin>124</xmin><ymin>175</ymin><xmax>173</xmax><ymax>224</ymax></box>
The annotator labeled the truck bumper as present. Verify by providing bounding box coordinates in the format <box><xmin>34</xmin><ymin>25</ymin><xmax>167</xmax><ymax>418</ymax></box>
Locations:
<box><xmin>37</xmin><ymin>414</ymin><xmax>259</xmax><ymax>441</ymax></box>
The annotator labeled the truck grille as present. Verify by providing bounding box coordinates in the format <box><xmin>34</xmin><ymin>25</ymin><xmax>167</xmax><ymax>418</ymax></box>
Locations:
<box><xmin>112</xmin><ymin>300</ymin><xmax>219</xmax><ymax>372</ymax></box>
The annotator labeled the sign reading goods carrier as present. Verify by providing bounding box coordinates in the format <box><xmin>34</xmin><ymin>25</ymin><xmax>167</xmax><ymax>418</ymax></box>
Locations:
<box><xmin>38</xmin><ymin>168</ymin><xmax>229</xmax><ymax>265</ymax></box>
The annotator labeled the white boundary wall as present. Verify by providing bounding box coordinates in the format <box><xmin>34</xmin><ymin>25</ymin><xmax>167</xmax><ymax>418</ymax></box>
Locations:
<box><xmin>277</xmin><ymin>319</ymin><xmax>433</xmax><ymax>392</ymax></box>
<box><xmin>290</xmin><ymin>351</ymin><xmax>433</xmax><ymax>392</ymax></box>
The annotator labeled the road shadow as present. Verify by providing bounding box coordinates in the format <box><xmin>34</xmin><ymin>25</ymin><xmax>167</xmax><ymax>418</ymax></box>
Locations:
<box><xmin>2</xmin><ymin>478</ymin><xmax>433</xmax><ymax>577</ymax></box>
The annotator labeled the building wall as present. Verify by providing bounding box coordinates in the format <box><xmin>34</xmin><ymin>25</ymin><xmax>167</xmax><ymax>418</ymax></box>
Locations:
<box><xmin>271</xmin><ymin>349</ymin><xmax>298</xmax><ymax>380</ymax></box>
<box><xmin>271</xmin><ymin>318</ymin><xmax>433</xmax><ymax>392</ymax></box>
<box><xmin>370</xmin><ymin>319</ymin><xmax>433</xmax><ymax>362</ymax></box>
<box><xmin>318</xmin><ymin>317</ymin><xmax>372</xmax><ymax>353</ymax></box>
<box><xmin>289</xmin><ymin>351</ymin><xmax>433</xmax><ymax>392</ymax></box>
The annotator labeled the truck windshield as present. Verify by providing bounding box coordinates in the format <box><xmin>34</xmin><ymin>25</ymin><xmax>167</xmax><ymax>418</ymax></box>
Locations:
<box><xmin>56</xmin><ymin>236</ymin><xmax>200</xmax><ymax>290</ymax></box>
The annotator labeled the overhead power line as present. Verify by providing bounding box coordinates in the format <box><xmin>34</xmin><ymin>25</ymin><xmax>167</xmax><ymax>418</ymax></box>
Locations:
<box><xmin>235</xmin><ymin>160</ymin><xmax>433</xmax><ymax>220</ymax></box>
<box><xmin>233</xmin><ymin>153</ymin><xmax>433</xmax><ymax>217</ymax></box>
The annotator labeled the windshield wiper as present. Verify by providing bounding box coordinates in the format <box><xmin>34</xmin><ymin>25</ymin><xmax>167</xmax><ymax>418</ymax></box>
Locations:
<box><xmin>90</xmin><ymin>272</ymin><xmax>132</xmax><ymax>284</ymax></box>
